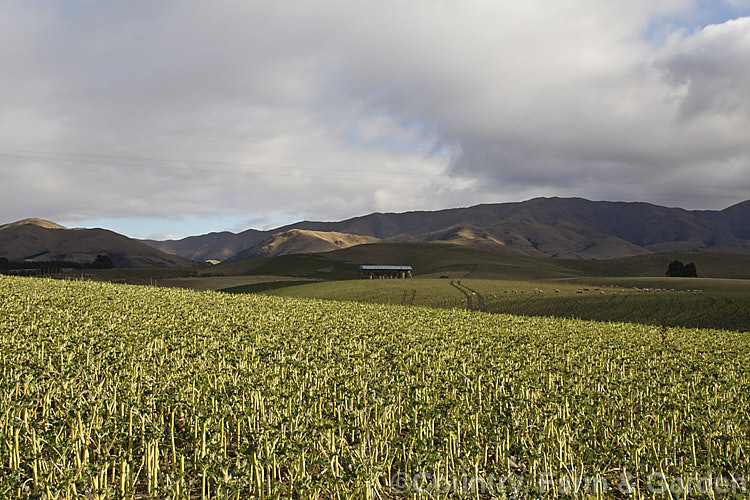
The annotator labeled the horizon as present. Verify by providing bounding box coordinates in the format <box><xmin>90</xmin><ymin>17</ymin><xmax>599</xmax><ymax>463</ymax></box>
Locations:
<box><xmin>2</xmin><ymin>1</ymin><xmax>750</xmax><ymax>239</ymax></box>
<box><xmin>3</xmin><ymin>195</ymin><xmax>748</xmax><ymax>241</ymax></box>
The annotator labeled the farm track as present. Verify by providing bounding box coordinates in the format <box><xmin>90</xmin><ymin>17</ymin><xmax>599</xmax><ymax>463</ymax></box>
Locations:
<box><xmin>458</xmin><ymin>281</ymin><xmax>486</xmax><ymax>312</ymax></box>
<box><xmin>451</xmin><ymin>280</ymin><xmax>486</xmax><ymax>311</ymax></box>
<box><xmin>400</xmin><ymin>289</ymin><xmax>417</xmax><ymax>306</ymax></box>
<box><xmin>450</xmin><ymin>280</ymin><xmax>473</xmax><ymax>310</ymax></box>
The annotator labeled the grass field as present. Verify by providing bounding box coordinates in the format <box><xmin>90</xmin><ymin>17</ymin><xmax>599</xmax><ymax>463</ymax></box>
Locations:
<box><xmin>42</xmin><ymin>244</ymin><xmax>750</xmax><ymax>286</ymax></box>
<box><xmin>2</xmin><ymin>275</ymin><xmax>749</xmax><ymax>498</ymax></box>
<box><xmin>231</xmin><ymin>277</ymin><xmax>750</xmax><ymax>332</ymax></box>
<box><xmin>215</xmin><ymin>244</ymin><xmax>750</xmax><ymax>281</ymax></box>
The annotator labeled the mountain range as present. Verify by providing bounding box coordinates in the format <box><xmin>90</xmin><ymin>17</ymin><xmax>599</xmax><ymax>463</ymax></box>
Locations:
<box><xmin>0</xmin><ymin>218</ymin><xmax>195</xmax><ymax>267</ymax></box>
<box><xmin>143</xmin><ymin>197</ymin><xmax>750</xmax><ymax>262</ymax></box>
<box><xmin>2</xmin><ymin>197</ymin><xmax>749</xmax><ymax>267</ymax></box>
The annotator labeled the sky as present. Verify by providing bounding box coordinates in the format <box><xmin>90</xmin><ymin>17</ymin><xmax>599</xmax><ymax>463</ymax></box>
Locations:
<box><xmin>1</xmin><ymin>0</ymin><xmax>749</xmax><ymax>240</ymax></box>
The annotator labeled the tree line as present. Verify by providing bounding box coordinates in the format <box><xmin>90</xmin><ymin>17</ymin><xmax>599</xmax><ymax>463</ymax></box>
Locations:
<box><xmin>666</xmin><ymin>260</ymin><xmax>698</xmax><ymax>277</ymax></box>
<box><xmin>0</xmin><ymin>254</ymin><xmax>114</xmax><ymax>275</ymax></box>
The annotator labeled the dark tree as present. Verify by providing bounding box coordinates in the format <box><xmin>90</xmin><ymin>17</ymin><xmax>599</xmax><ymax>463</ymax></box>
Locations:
<box><xmin>90</xmin><ymin>254</ymin><xmax>115</xmax><ymax>269</ymax></box>
<box><xmin>666</xmin><ymin>260</ymin><xmax>685</xmax><ymax>277</ymax></box>
<box><xmin>666</xmin><ymin>260</ymin><xmax>697</xmax><ymax>277</ymax></box>
<box><xmin>683</xmin><ymin>262</ymin><xmax>697</xmax><ymax>277</ymax></box>
<box><xmin>0</xmin><ymin>257</ymin><xmax>8</xmax><ymax>270</ymax></box>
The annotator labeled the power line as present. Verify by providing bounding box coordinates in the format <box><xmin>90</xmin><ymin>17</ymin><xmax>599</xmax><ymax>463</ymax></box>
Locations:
<box><xmin>0</xmin><ymin>148</ymin><xmax>461</xmax><ymax>181</ymax></box>
<box><xmin>0</xmin><ymin>148</ymin><xmax>746</xmax><ymax>191</ymax></box>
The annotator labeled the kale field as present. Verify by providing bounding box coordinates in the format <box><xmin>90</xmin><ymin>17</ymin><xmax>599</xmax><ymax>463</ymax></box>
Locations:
<box><xmin>1</xmin><ymin>275</ymin><xmax>749</xmax><ymax>498</ymax></box>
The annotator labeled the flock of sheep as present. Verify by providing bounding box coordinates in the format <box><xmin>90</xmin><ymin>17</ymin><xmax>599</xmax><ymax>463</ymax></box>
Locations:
<box><xmin>496</xmin><ymin>286</ymin><xmax>705</xmax><ymax>296</ymax></box>
<box><xmin>445</xmin><ymin>284</ymin><xmax>706</xmax><ymax>307</ymax></box>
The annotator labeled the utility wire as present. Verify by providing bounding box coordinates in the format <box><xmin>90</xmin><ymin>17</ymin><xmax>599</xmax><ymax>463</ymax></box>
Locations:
<box><xmin>0</xmin><ymin>148</ymin><xmax>462</xmax><ymax>180</ymax></box>
<box><xmin>0</xmin><ymin>148</ymin><xmax>746</xmax><ymax>190</ymax></box>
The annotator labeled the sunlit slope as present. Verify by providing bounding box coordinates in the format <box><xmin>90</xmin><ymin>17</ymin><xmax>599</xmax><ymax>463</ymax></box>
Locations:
<box><xmin>228</xmin><ymin>229</ymin><xmax>380</xmax><ymax>261</ymax></box>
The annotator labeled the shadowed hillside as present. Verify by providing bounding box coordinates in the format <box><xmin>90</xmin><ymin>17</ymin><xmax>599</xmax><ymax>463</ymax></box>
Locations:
<box><xmin>141</xmin><ymin>197</ymin><xmax>750</xmax><ymax>262</ymax></box>
<box><xmin>0</xmin><ymin>219</ymin><xmax>197</xmax><ymax>268</ymax></box>
<box><xmin>215</xmin><ymin>242</ymin><xmax>750</xmax><ymax>281</ymax></box>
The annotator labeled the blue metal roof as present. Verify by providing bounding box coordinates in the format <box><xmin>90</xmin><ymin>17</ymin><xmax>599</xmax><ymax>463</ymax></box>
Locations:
<box><xmin>359</xmin><ymin>265</ymin><xmax>412</xmax><ymax>271</ymax></box>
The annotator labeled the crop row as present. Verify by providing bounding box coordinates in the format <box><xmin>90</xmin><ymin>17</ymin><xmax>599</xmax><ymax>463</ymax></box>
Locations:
<box><xmin>1</xmin><ymin>275</ymin><xmax>749</xmax><ymax>498</ymax></box>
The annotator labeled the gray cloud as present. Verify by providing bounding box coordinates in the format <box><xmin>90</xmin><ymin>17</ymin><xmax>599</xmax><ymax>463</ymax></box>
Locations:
<box><xmin>1</xmin><ymin>0</ymin><xmax>749</xmax><ymax>236</ymax></box>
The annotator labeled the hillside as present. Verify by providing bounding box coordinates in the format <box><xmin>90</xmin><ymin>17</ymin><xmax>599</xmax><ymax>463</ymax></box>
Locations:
<box><xmin>227</xmin><ymin>229</ymin><xmax>380</xmax><ymax>261</ymax></box>
<box><xmin>215</xmin><ymin>242</ymin><xmax>750</xmax><ymax>281</ymax></box>
<box><xmin>0</xmin><ymin>218</ymin><xmax>68</xmax><ymax>231</ymax></box>
<box><xmin>142</xmin><ymin>229</ymin><xmax>269</xmax><ymax>263</ymax></box>
<box><xmin>141</xmin><ymin>197</ymin><xmax>750</xmax><ymax>262</ymax></box>
<box><xmin>0</xmin><ymin>218</ymin><xmax>197</xmax><ymax>268</ymax></box>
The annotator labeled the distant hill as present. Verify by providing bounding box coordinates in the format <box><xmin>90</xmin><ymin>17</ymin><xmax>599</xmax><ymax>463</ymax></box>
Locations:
<box><xmin>142</xmin><ymin>229</ymin><xmax>269</xmax><ymax>263</ymax></box>
<box><xmin>0</xmin><ymin>218</ymin><xmax>68</xmax><ymax>231</ymax></box>
<box><xmin>141</xmin><ymin>197</ymin><xmax>750</xmax><ymax>262</ymax></box>
<box><xmin>0</xmin><ymin>218</ymin><xmax>197</xmax><ymax>268</ymax></box>
<box><xmin>227</xmin><ymin>229</ymin><xmax>380</xmax><ymax>261</ymax></box>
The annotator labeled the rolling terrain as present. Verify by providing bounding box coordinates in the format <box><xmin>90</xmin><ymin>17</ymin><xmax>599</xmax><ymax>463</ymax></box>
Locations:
<box><xmin>5</xmin><ymin>197</ymin><xmax>750</xmax><ymax>271</ymax></box>
<box><xmin>141</xmin><ymin>197</ymin><xmax>750</xmax><ymax>262</ymax></box>
<box><xmin>141</xmin><ymin>228</ymin><xmax>268</xmax><ymax>262</ymax></box>
<box><xmin>214</xmin><ymin>242</ymin><xmax>750</xmax><ymax>281</ymax></box>
<box><xmin>232</xmin><ymin>277</ymin><xmax>750</xmax><ymax>331</ymax></box>
<box><xmin>226</xmin><ymin>229</ymin><xmax>380</xmax><ymax>261</ymax></box>
<box><xmin>0</xmin><ymin>218</ymin><xmax>197</xmax><ymax>268</ymax></box>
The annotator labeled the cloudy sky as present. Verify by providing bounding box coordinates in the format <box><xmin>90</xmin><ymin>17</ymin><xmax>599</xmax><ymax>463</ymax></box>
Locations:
<box><xmin>1</xmin><ymin>0</ymin><xmax>749</xmax><ymax>239</ymax></box>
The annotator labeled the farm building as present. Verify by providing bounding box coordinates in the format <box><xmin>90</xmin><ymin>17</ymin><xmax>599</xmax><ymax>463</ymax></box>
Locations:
<box><xmin>359</xmin><ymin>265</ymin><xmax>413</xmax><ymax>279</ymax></box>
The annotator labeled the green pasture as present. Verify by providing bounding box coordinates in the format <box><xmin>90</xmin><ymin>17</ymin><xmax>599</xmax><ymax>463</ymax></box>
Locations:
<box><xmin>238</xmin><ymin>277</ymin><xmax>750</xmax><ymax>331</ymax></box>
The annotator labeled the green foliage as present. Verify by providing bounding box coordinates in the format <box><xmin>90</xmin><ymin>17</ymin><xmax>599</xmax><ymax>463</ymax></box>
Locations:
<box><xmin>667</xmin><ymin>260</ymin><xmax>698</xmax><ymax>277</ymax></box>
<box><xmin>89</xmin><ymin>254</ymin><xmax>115</xmax><ymax>269</ymax></box>
<box><xmin>1</xmin><ymin>276</ymin><xmax>749</xmax><ymax>497</ymax></box>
